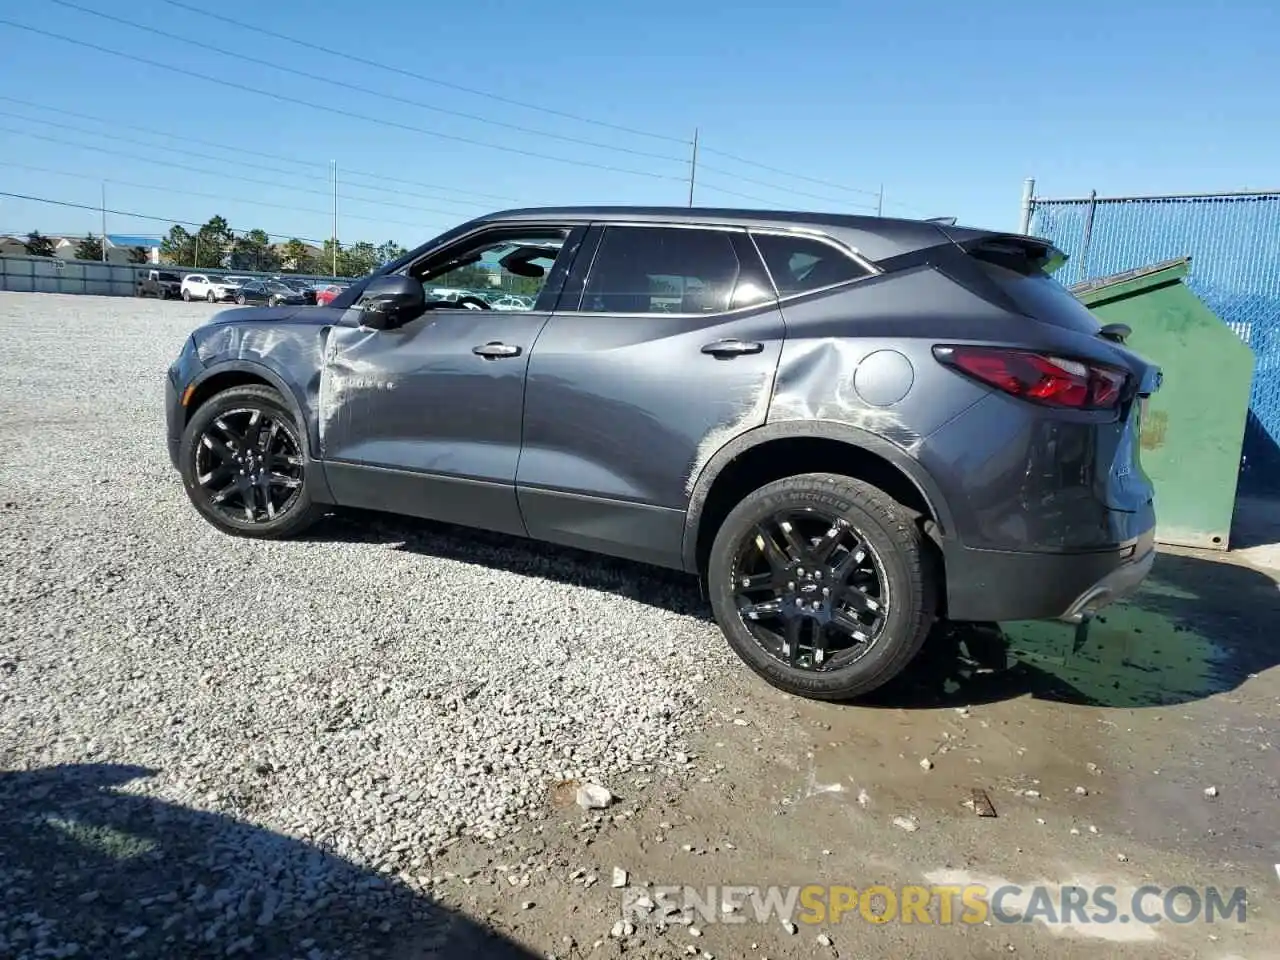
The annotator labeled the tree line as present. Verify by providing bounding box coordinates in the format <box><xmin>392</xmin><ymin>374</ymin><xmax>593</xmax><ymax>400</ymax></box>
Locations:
<box><xmin>158</xmin><ymin>216</ymin><xmax>406</xmax><ymax>278</ymax></box>
<box><xmin>14</xmin><ymin>217</ymin><xmax>409</xmax><ymax>279</ymax></box>
<box><xmin>19</xmin><ymin>231</ymin><xmax>149</xmax><ymax>263</ymax></box>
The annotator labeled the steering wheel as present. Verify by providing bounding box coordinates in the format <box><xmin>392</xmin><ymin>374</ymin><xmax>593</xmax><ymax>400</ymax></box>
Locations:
<box><xmin>454</xmin><ymin>295</ymin><xmax>492</xmax><ymax>310</ymax></box>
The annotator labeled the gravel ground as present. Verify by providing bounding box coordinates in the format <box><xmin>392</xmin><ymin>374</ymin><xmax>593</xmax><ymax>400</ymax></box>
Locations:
<box><xmin>0</xmin><ymin>292</ymin><xmax>729</xmax><ymax>959</ymax></box>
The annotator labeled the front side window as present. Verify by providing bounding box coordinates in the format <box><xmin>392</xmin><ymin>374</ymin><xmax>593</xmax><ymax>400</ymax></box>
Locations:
<box><xmin>751</xmin><ymin>232</ymin><xmax>871</xmax><ymax>297</ymax></box>
<box><xmin>579</xmin><ymin>226</ymin><xmax>745</xmax><ymax>314</ymax></box>
<box><xmin>411</xmin><ymin>228</ymin><xmax>570</xmax><ymax>310</ymax></box>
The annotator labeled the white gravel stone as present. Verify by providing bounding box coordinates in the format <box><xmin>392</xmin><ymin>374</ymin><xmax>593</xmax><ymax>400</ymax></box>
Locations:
<box><xmin>0</xmin><ymin>292</ymin><xmax>726</xmax><ymax>957</ymax></box>
<box><xmin>576</xmin><ymin>784</ymin><xmax>614</xmax><ymax>810</ymax></box>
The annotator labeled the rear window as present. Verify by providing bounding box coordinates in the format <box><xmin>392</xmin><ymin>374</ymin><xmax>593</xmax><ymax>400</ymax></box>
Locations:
<box><xmin>968</xmin><ymin>241</ymin><xmax>1101</xmax><ymax>336</ymax></box>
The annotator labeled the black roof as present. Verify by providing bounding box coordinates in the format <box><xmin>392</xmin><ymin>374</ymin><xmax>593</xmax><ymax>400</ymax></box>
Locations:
<box><xmin>467</xmin><ymin>205</ymin><xmax>987</xmax><ymax>262</ymax></box>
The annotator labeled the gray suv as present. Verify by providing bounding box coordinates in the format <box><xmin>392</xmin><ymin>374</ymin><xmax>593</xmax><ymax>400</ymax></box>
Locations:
<box><xmin>164</xmin><ymin>207</ymin><xmax>1160</xmax><ymax>700</ymax></box>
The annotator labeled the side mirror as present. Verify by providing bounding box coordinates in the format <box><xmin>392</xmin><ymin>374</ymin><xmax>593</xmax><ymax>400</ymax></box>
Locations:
<box><xmin>356</xmin><ymin>275</ymin><xmax>426</xmax><ymax>330</ymax></box>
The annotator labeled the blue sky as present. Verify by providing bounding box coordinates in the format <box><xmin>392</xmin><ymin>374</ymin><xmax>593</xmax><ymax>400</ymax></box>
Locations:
<box><xmin>1</xmin><ymin>0</ymin><xmax>1277</xmax><ymax>247</ymax></box>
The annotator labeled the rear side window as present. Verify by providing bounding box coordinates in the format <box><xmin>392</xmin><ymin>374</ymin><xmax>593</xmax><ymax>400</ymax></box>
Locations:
<box><xmin>580</xmin><ymin>226</ymin><xmax>742</xmax><ymax>314</ymax></box>
<box><xmin>752</xmin><ymin>232</ymin><xmax>870</xmax><ymax>296</ymax></box>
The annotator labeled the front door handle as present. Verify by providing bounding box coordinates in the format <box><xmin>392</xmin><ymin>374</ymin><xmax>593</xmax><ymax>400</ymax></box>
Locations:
<box><xmin>701</xmin><ymin>338</ymin><xmax>764</xmax><ymax>358</ymax></box>
<box><xmin>472</xmin><ymin>341</ymin><xmax>522</xmax><ymax>359</ymax></box>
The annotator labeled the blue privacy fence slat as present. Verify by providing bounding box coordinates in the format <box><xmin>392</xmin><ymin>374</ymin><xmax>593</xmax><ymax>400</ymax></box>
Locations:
<box><xmin>1028</xmin><ymin>190</ymin><xmax>1280</xmax><ymax>492</ymax></box>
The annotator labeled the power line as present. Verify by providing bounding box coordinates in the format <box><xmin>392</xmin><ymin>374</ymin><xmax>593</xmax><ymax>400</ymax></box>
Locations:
<box><xmin>136</xmin><ymin>1</ymin><xmax>898</xmax><ymax>211</ymax></box>
<box><xmin>0</xmin><ymin>16</ymin><xmax>689</xmax><ymax>183</ymax></box>
<box><xmin>698</xmin><ymin>165</ymin><xmax>880</xmax><ymax>208</ymax></box>
<box><xmin>0</xmin><ymin>122</ymin><xmax>471</xmax><ymax>223</ymax></box>
<box><xmin>0</xmin><ymin>160</ymin><xmax>450</xmax><ymax>234</ymax></box>
<box><xmin>0</xmin><ymin>107</ymin><xmax>493</xmax><ymax>214</ymax></box>
<box><xmin>0</xmin><ymin>189</ymin><xmax>328</xmax><ymax>244</ymax></box>
<box><xmin>47</xmin><ymin>0</ymin><xmax>690</xmax><ymax>167</ymax></box>
<box><xmin>153</xmin><ymin>0</ymin><xmax>689</xmax><ymax>147</ymax></box>
<box><xmin>0</xmin><ymin>95</ymin><xmax>519</xmax><ymax>206</ymax></box>
<box><xmin>698</xmin><ymin>147</ymin><xmax>882</xmax><ymax>198</ymax></box>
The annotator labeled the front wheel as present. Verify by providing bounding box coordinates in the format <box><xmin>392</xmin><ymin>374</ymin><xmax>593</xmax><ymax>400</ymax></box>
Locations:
<box><xmin>177</xmin><ymin>384</ymin><xmax>324</xmax><ymax>539</ymax></box>
<box><xmin>182</xmin><ymin>289</ymin><xmax>192</xmax><ymax>301</ymax></box>
<box><xmin>707</xmin><ymin>473</ymin><xmax>937</xmax><ymax>701</ymax></box>
<box><xmin>207</xmin><ymin>291</ymin><xmax>216</xmax><ymax>303</ymax></box>
<box><xmin>236</xmin><ymin>294</ymin><xmax>247</xmax><ymax>305</ymax></box>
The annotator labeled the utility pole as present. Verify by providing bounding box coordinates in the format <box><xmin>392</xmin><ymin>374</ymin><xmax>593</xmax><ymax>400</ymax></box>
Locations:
<box><xmin>687</xmin><ymin>129</ymin><xmax>699</xmax><ymax>207</ymax></box>
<box><xmin>876</xmin><ymin>184</ymin><xmax>884</xmax><ymax>217</ymax></box>
<box><xmin>1019</xmin><ymin>177</ymin><xmax>1036</xmax><ymax>234</ymax></box>
<box><xmin>100</xmin><ymin>182</ymin><xmax>107</xmax><ymax>262</ymax></box>
<box><xmin>331</xmin><ymin>159</ymin><xmax>338</xmax><ymax>276</ymax></box>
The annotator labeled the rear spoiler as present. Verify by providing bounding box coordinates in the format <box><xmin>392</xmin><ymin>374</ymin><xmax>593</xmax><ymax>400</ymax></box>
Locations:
<box><xmin>933</xmin><ymin>225</ymin><xmax>1069</xmax><ymax>276</ymax></box>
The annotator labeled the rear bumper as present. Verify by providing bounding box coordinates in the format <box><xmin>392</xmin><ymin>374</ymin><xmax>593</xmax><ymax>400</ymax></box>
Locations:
<box><xmin>942</xmin><ymin>526</ymin><xmax>1156</xmax><ymax>623</ymax></box>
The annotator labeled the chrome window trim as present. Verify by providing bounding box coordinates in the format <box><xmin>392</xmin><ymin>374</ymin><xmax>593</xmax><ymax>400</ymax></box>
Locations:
<box><xmin>555</xmin><ymin>221</ymin><xmax>882</xmax><ymax>319</ymax></box>
<box><xmin>747</xmin><ymin>226</ymin><xmax>883</xmax><ymax>304</ymax></box>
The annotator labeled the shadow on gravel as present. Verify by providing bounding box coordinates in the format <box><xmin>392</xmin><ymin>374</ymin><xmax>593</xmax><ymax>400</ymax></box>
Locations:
<box><xmin>871</xmin><ymin>551</ymin><xmax>1280</xmax><ymax>711</ymax></box>
<box><xmin>304</xmin><ymin>508</ymin><xmax>711</xmax><ymax>619</ymax></box>
<box><xmin>0</xmin><ymin>763</ymin><xmax>539</xmax><ymax>960</ymax></box>
<box><xmin>306</xmin><ymin>510</ymin><xmax>1280</xmax><ymax>712</ymax></box>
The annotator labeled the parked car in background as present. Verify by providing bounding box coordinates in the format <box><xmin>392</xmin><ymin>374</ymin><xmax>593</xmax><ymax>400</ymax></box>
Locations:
<box><xmin>181</xmin><ymin>274</ymin><xmax>242</xmax><ymax>303</ymax></box>
<box><xmin>315</xmin><ymin>283</ymin><xmax>348</xmax><ymax>307</ymax></box>
<box><xmin>269</xmin><ymin>277</ymin><xmax>318</xmax><ymax>304</ymax></box>
<box><xmin>223</xmin><ymin>275</ymin><xmax>253</xmax><ymax>287</ymax></box>
<box><xmin>234</xmin><ymin>279</ymin><xmax>309</xmax><ymax>307</ymax></box>
<box><xmin>489</xmin><ymin>294</ymin><xmax>533</xmax><ymax>311</ymax></box>
<box><xmin>164</xmin><ymin>205</ymin><xmax>1161</xmax><ymax>703</ymax></box>
<box><xmin>136</xmin><ymin>268</ymin><xmax>182</xmax><ymax>299</ymax></box>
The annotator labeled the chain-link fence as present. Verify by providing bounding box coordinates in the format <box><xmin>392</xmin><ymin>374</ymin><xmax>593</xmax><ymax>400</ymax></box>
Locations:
<box><xmin>1026</xmin><ymin>188</ymin><xmax>1280</xmax><ymax>492</ymax></box>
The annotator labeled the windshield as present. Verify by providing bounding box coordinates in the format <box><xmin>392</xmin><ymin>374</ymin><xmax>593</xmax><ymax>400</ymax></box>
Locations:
<box><xmin>158</xmin><ymin>272</ymin><xmax>179</xmax><ymax>281</ymax></box>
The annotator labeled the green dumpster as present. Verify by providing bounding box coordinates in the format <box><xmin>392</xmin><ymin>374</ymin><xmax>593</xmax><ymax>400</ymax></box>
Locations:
<box><xmin>1070</xmin><ymin>256</ymin><xmax>1254</xmax><ymax>550</ymax></box>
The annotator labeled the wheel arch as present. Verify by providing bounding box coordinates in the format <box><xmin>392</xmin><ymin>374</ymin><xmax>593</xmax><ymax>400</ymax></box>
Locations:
<box><xmin>682</xmin><ymin>421</ymin><xmax>953</xmax><ymax>579</ymax></box>
<box><xmin>181</xmin><ymin>360</ymin><xmax>333</xmax><ymax>504</ymax></box>
<box><xmin>183</xmin><ymin>361</ymin><xmax>312</xmax><ymax>450</ymax></box>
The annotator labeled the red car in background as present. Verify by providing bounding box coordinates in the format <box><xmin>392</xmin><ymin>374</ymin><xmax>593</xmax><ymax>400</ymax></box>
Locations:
<box><xmin>316</xmin><ymin>284</ymin><xmax>348</xmax><ymax>307</ymax></box>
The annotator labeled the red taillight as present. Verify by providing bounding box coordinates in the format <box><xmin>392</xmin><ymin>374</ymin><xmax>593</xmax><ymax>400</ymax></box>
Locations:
<box><xmin>934</xmin><ymin>345</ymin><xmax>1128</xmax><ymax>410</ymax></box>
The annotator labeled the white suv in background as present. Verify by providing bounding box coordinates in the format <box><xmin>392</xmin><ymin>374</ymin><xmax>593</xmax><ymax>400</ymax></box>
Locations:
<box><xmin>180</xmin><ymin>274</ymin><xmax>242</xmax><ymax>303</ymax></box>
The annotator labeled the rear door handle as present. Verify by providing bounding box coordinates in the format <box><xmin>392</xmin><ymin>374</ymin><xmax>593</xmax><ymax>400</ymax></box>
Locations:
<box><xmin>472</xmin><ymin>341</ymin><xmax>522</xmax><ymax>359</ymax></box>
<box><xmin>701</xmin><ymin>338</ymin><xmax>764</xmax><ymax>358</ymax></box>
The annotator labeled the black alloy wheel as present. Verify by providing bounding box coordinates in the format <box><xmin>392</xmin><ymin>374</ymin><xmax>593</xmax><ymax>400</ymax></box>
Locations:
<box><xmin>178</xmin><ymin>384</ymin><xmax>324</xmax><ymax>538</ymax></box>
<box><xmin>193</xmin><ymin>407</ymin><xmax>305</xmax><ymax>524</ymax></box>
<box><xmin>730</xmin><ymin>508</ymin><xmax>888</xmax><ymax>671</ymax></box>
<box><xmin>707</xmin><ymin>473</ymin><xmax>936</xmax><ymax>701</ymax></box>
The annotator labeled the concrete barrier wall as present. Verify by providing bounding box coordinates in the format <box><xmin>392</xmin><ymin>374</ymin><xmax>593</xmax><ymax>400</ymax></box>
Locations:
<box><xmin>0</xmin><ymin>255</ymin><xmax>345</xmax><ymax>297</ymax></box>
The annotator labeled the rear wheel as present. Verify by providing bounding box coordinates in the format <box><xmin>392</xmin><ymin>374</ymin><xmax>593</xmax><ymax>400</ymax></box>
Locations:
<box><xmin>178</xmin><ymin>384</ymin><xmax>324</xmax><ymax>539</ymax></box>
<box><xmin>182</xmin><ymin>289</ymin><xmax>191</xmax><ymax>301</ymax></box>
<box><xmin>707</xmin><ymin>472</ymin><xmax>936</xmax><ymax>701</ymax></box>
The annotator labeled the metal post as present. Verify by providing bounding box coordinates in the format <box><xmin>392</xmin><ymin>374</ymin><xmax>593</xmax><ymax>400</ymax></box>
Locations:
<box><xmin>194</xmin><ymin>235</ymin><xmax>199</xmax><ymax>269</ymax></box>
<box><xmin>1019</xmin><ymin>177</ymin><xmax>1035</xmax><ymax>234</ymax></box>
<box><xmin>1077</xmin><ymin>189</ymin><xmax>1098</xmax><ymax>283</ymax></box>
<box><xmin>331</xmin><ymin>159</ymin><xmax>339</xmax><ymax>276</ymax></box>
<box><xmin>100</xmin><ymin>182</ymin><xmax>107</xmax><ymax>262</ymax></box>
<box><xmin>687</xmin><ymin>129</ymin><xmax>699</xmax><ymax>207</ymax></box>
<box><xmin>876</xmin><ymin>184</ymin><xmax>884</xmax><ymax>217</ymax></box>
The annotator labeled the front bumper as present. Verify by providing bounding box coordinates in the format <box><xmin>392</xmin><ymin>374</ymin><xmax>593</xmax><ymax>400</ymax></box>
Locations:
<box><xmin>165</xmin><ymin>375</ymin><xmax>182</xmax><ymax>469</ymax></box>
<box><xmin>942</xmin><ymin>525</ymin><xmax>1157</xmax><ymax>623</ymax></box>
<box><xmin>165</xmin><ymin>335</ymin><xmax>204</xmax><ymax>470</ymax></box>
